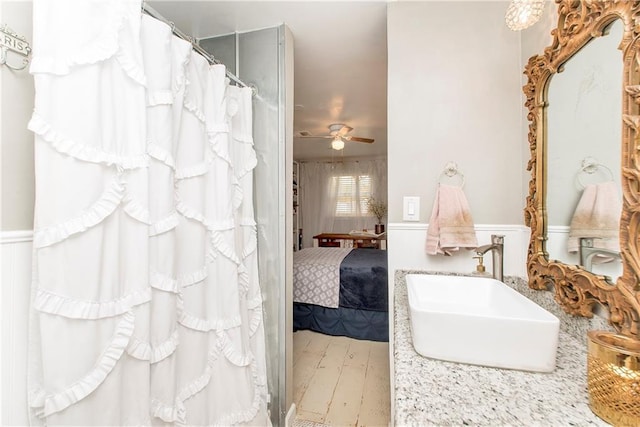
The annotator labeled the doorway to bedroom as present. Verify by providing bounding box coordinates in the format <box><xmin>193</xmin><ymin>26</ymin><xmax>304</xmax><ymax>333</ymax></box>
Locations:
<box><xmin>290</xmin><ymin>1</ymin><xmax>389</xmax><ymax>423</ymax></box>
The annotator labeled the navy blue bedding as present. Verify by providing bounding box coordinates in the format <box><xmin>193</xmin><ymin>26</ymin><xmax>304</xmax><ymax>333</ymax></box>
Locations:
<box><xmin>339</xmin><ymin>249</ymin><xmax>388</xmax><ymax>311</ymax></box>
<box><xmin>293</xmin><ymin>303</ymin><xmax>388</xmax><ymax>342</ymax></box>
<box><xmin>293</xmin><ymin>248</ymin><xmax>388</xmax><ymax>342</ymax></box>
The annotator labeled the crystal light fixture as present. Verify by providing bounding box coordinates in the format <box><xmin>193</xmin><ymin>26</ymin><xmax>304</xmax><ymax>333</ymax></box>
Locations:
<box><xmin>331</xmin><ymin>137</ymin><xmax>345</xmax><ymax>150</ymax></box>
<box><xmin>505</xmin><ymin>0</ymin><xmax>545</xmax><ymax>31</ymax></box>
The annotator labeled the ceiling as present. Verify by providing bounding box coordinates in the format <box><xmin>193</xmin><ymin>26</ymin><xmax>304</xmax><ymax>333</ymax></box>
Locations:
<box><xmin>147</xmin><ymin>1</ymin><xmax>388</xmax><ymax>161</ymax></box>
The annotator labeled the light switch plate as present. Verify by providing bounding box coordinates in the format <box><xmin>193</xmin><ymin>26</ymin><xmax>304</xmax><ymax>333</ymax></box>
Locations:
<box><xmin>403</xmin><ymin>196</ymin><xmax>420</xmax><ymax>221</ymax></box>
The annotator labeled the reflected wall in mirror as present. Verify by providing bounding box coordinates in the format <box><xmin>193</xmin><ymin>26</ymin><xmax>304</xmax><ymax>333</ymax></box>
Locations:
<box><xmin>546</xmin><ymin>19</ymin><xmax>623</xmax><ymax>282</ymax></box>
<box><xmin>524</xmin><ymin>0</ymin><xmax>640</xmax><ymax>337</ymax></box>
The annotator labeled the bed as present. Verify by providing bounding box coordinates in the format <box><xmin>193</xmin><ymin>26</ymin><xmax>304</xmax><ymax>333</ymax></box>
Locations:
<box><xmin>293</xmin><ymin>247</ymin><xmax>388</xmax><ymax>342</ymax></box>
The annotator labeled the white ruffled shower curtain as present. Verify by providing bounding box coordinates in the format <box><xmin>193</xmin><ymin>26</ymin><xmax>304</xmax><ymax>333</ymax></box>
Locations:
<box><xmin>27</xmin><ymin>1</ymin><xmax>268</xmax><ymax>425</ymax></box>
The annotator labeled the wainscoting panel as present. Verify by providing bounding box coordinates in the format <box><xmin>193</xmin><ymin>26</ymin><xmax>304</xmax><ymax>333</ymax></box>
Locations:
<box><xmin>387</xmin><ymin>223</ymin><xmax>529</xmax><ymax>280</ymax></box>
<box><xmin>1</xmin><ymin>231</ymin><xmax>33</xmax><ymax>426</ymax></box>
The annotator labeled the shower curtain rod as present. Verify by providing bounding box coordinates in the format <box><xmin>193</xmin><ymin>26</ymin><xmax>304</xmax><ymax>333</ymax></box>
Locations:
<box><xmin>142</xmin><ymin>4</ymin><xmax>250</xmax><ymax>90</ymax></box>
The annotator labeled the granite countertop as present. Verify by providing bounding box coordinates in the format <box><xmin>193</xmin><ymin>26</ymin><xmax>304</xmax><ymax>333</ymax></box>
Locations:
<box><xmin>394</xmin><ymin>272</ymin><xmax>609</xmax><ymax>426</ymax></box>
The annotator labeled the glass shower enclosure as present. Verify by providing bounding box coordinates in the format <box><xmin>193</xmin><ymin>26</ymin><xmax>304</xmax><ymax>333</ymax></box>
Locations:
<box><xmin>200</xmin><ymin>24</ymin><xmax>294</xmax><ymax>426</ymax></box>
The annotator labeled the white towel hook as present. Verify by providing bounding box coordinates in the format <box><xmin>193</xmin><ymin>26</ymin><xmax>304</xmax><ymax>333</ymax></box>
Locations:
<box><xmin>576</xmin><ymin>157</ymin><xmax>614</xmax><ymax>189</ymax></box>
<box><xmin>581</xmin><ymin>157</ymin><xmax>600</xmax><ymax>174</ymax></box>
<box><xmin>439</xmin><ymin>161</ymin><xmax>465</xmax><ymax>188</ymax></box>
<box><xmin>444</xmin><ymin>161</ymin><xmax>458</xmax><ymax>177</ymax></box>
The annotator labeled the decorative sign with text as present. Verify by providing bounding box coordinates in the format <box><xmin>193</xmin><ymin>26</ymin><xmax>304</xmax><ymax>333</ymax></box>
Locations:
<box><xmin>1</xmin><ymin>24</ymin><xmax>31</xmax><ymax>70</ymax></box>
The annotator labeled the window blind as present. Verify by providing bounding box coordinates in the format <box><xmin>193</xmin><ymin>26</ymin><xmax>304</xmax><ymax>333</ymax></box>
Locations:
<box><xmin>333</xmin><ymin>174</ymin><xmax>372</xmax><ymax>216</ymax></box>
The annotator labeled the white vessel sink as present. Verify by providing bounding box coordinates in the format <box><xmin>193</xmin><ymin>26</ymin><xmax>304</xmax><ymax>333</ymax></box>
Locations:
<box><xmin>406</xmin><ymin>274</ymin><xmax>560</xmax><ymax>373</ymax></box>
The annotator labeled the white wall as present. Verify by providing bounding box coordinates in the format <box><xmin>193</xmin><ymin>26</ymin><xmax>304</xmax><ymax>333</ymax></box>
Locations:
<box><xmin>1</xmin><ymin>2</ymin><xmax>34</xmax><ymax>424</ymax></box>
<box><xmin>1</xmin><ymin>1</ymin><xmax>35</xmax><ymax>231</ymax></box>
<box><xmin>519</xmin><ymin>2</ymin><xmax>557</xmax><ymax>66</ymax></box>
<box><xmin>1</xmin><ymin>233</ymin><xmax>32</xmax><ymax>426</ymax></box>
<box><xmin>386</xmin><ymin>0</ymin><xmax>529</xmax><ymax>283</ymax></box>
<box><xmin>387</xmin><ymin>0</ymin><xmax>523</xmax><ymax>226</ymax></box>
<box><xmin>387</xmin><ymin>223</ymin><xmax>529</xmax><ymax>277</ymax></box>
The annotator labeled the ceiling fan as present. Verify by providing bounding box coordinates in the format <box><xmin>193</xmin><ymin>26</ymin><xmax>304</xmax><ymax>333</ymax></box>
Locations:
<box><xmin>297</xmin><ymin>123</ymin><xmax>374</xmax><ymax>150</ymax></box>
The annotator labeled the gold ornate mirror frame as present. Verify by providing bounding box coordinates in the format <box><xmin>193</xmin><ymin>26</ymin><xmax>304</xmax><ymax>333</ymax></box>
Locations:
<box><xmin>524</xmin><ymin>0</ymin><xmax>640</xmax><ymax>337</ymax></box>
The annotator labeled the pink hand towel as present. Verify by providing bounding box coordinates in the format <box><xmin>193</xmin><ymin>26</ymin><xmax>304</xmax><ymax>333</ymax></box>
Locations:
<box><xmin>568</xmin><ymin>181</ymin><xmax>620</xmax><ymax>261</ymax></box>
<box><xmin>425</xmin><ymin>184</ymin><xmax>478</xmax><ymax>256</ymax></box>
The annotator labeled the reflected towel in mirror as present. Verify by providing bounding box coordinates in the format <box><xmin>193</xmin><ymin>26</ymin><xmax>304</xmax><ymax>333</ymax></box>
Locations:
<box><xmin>425</xmin><ymin>184</ymin><xmax>478</xmax><ymax>256</ymax></box>
<box><xmin>568</xmin><ymin>181</ymin><xmax>620</xmax><ymax>263</ymax></box>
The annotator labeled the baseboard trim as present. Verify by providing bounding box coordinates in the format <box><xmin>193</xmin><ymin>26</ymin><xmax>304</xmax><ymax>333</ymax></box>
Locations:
<box><xmin>285</xmin><ymin>403</ymin><xmax>296</xmax><ymax>427</ymax></box>
<box><xmin>1</xmin><ymin>230</ymin><xmax>33</xmax><ymax>244</ymax></box>
<box><xmin>387</xmin><ymin>222</ymin><xmax>427</xmax><ymax>231</ymax></box>
<box><xmin>388</xmin><ymin>223</ymin><xmax>527</xmax><ymax>232</ymax></box>
<box><xmin>547</xmin><ymin>225</ymin><xmax>570</xmax><ymax>233</ymax></box>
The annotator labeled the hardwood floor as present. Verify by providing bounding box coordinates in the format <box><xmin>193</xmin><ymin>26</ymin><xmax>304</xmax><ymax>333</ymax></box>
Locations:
<box><xmin>292</xmin><ymin>330</ymin><xmax>390</xmax><ymax>427</ymax></box>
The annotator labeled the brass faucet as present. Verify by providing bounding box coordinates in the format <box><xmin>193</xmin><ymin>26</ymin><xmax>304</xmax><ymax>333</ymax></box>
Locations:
<box><xmin>475</xmin><ymin>235</ymin><xmax>504</xmax><ymax>282</ymax></box>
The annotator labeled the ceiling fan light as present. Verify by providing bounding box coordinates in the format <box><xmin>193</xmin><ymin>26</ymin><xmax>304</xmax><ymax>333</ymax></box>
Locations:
<box><xmin>331</xmin><ymin>137</ymin><xmax>345</xmax><ymax>150</ymax></box>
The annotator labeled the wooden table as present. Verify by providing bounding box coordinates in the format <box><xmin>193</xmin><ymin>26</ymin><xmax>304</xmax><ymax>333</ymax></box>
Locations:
<box><xmin>312</xmin><ymin>233</ymin><xmax>387</xmax><ymax>250</ymax></box>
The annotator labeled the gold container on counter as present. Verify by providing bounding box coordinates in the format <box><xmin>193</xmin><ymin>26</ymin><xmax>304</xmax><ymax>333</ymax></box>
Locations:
<box><xmin>587</xmin><ymin>330</ymin><xmax>640</xmax><ymax>426</ymax></box>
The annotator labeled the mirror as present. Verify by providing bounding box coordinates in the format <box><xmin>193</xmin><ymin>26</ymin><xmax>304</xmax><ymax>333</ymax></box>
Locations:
<box><xmin>524</xmin><ymin>0</ymin><xmax>640</xmax><ymax>337</ymax></box>
<box><xmin>546</xmin><ymin>19</ymin><xmax>623</xmax><ymax>282</ymax></box>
